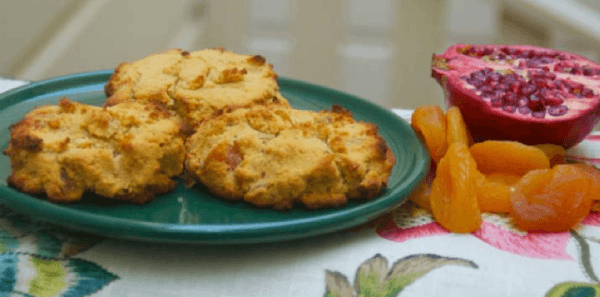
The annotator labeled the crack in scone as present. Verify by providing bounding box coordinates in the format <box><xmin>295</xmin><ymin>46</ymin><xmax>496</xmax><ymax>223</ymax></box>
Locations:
<box><xmin>4</xmin><ymin>98</ymin><xmax>187</xmax><ymax>203</ymax></box>
<box><xmin>185</xmin><ymin>105</ymin><xmax>396</xmax><ymax>210</ymax></box>
<box><xmin>104</xmin><ymin>48</ymin><xmax>289</xmax><ymax>128</ymax></box>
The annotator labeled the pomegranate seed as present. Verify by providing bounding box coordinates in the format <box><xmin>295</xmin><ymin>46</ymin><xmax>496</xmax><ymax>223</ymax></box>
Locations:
<box><xmin>532</xmin><ymin>110</ymin><xmax>546</xmax><ymax>118</ymax></box>
<box><xmin>488</xmin><ymin>81</ymin><xmax>498</xmax><ymax>88</ymax></box>
<box><xmin>495</xmin><ymin>83</ymin><xmax>508</xmax><ymax>91</ymax></box>
<box><xmin>545</xmin><ymin>72</ymin><xmax>556</xmax><ymax>80</ymax></box>
<box><xmin>503</xmin><ymin>47</ymin><xmax>520</xmax><ymax>55</ymax></box>
<box><xmin>490</xmin><ymin>72</ymin><xmax>502</xmax><ymax>81</ymax></box>
<box><xmin>479</xmin><ymin>86</ymin><xmax>493</xmax><ymax>94</ymax></box>
<box><xmin>501</xmin><ymin>74</ymin><xmax>515</xmax><ymax>84</ymax></box>
<box><xmin>544</xmin><ymin>96</ymin><xmax>564</xmax><ymax>106</ymax></box>
<box><xmin>548</xmin><ymin>105</ymin><xmax>569</xmax><ymax>116</ymax></box>
<box><xmin>519</xmin><ymin>50</ymin><xmax>532</xmax><ymax>58</ymax></box>
<box><xmin>583</xmin><ymin>68</ymin><xmax>594</xmax><ymax>76</ymax></box>
<box><xmin>582</xmin><ymin>88</ymin><xmax>594</xmax><ymax>97</ymax></box>
<box><xmin>503</xmin><ymin>93</ymin><xmax>518</xmax><ymax>105</ymax></box>
<box><xmin>540</xmin><ymin>57</ymin><xmax>554</xmax><ymax>64</ymax></box>
<box><xmin>491</xmin><ymin>98</ymin><xmax>504</xmax><ymax>107</ymax></box>
<box><xmin>518</xmin><ymin>106</ymin><xmax>531</xmax><ymax>115</ymax></box>
<box><xmin>521</xmin><ymin>84</ymin><xmax>538</xmax><ymax>95</ymax></box>
<box><xmin>498</xmin><ymin>53</ymin><xmax>506</xmax><ymax>60</ymax></box>
<box><xmin>503</xmin><ymin>105</ymin><xmax>517</xmax><ymax>113</ymax></box>
<box><xmin>532</xmin><ymin>79</ymin><xmax>546</xmax><ymax>88</ymax></box>
<box><xmin>571</xmin><ymin>66</ymin><xmax>583</xmax><ymax>75</ymax></box>
<box><xmin>526</xmin><ymin>60</ymin><xmax>540</xmax><ymax>68</ymax></box>
<box><xmin>474</xmin><ymin>47</ymin><xmax>485</xmax><ymax>57</ymax></box>
<box><xmin>595</xmin><ymin>69</ymin><xmax>600</xmax><ymax>76</ymax></box>
<box><xmin>483</xmin><ymin>47</ymin><xmax>494</xmax><ymax>55</ymax></box>
<box><xmin>517</xmin><ymin>96</ymin><xmax>529</xmax><ymax>107</ymax></box>
<box><xmin>528</xmin><ymin>95</ymin><xmax>544</xmax><ymax>111</ymax></box>
<box><xmin>482</xmin><ymin>68</ymin><xmax>494</xmax><ymax>76</ymax></box>
<box><xmin>546</xmin><ymin>81</ymin><xmax>556</xmax><ymax>89</ymax></box>
<box><xmin>542</xmin><ymin>66</ymin><xmax>550</xmax><ymax>72</ymax></box>
<box><xmin>529</xmin><ymin>71</ymin><xmax>544</xmax><ymax>78</ymax></box>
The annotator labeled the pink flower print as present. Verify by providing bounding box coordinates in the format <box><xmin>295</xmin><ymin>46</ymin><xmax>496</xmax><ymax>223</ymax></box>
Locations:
<box><xmin>376</xmin><ymin>203</ymin><xmax>448</xmax><ymax>243</ymax></box>
<box><xmin>376</xmin><ymin>202</ymin><xmax>594</xmax><ymax>260</ymax></box>
<box><xmin>473</xmin><ymin>214</ymin><xmax>573</xmax><ymax>260</ymax></box>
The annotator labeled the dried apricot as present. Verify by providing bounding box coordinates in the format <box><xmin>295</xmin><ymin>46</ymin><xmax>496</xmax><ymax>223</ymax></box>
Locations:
<box><xmin>470</xmin><ymin>141</ymin><xmax>550</xmax><ymax>175</ymax></box>
<box><xmin>510</xmin><ymin>164</ymin><xmax>594</xmax><ymax>232</ymax></box>
<box><xmin>430</xmin><ymin>142</ymin><xmax>481</xmax><ymax>233</ymax></box>
<box><xmin>446</xmin><ymin>106</ymin><xmax>472</xmax><ymax>147</ymax></box>
<box><xmin>476</xmin><ymin>172</ymin><xmax>514</xmax><ymax>213</ymax></box>
<box><xmin>485</xmin><ymin>172</ymin><xmax>522</xmax><ymax>185</ymax></box>
<box><xmin>571</xmin><ymin>163</ymin><xmax>600</xmax><ymax>212</ymax></box>
<box><xmin>534</xmin><ymin>144</ymin><xmax>566</xmax><ymax>167</ymax></box>
<box><xmin>411</xmin><ymin>105</ymin><xmax>447</xmax><ymax>162</ymax></box>
<box><xmin>408</xmin><ymin>163</ymin><xmax>436</xmax><ymax>211</ymax></box>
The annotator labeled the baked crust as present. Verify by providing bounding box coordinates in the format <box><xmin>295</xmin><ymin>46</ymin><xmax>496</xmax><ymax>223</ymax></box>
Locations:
<box><xmin>4</xmin><ymin>98</ymin><xmax>186</xmax><ymax>203</ymax></box>
<box><xmin>185</xmin><ymin>105</ymin><xmax>396</xmax><ymax>210</ymax></box>
<box><xmin>104</xmin><ymin>48</ymin><xmax>289</xmax><ymax>128</ymax></box>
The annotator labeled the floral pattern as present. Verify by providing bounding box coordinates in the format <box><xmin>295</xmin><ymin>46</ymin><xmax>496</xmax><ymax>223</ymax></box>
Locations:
<box><xmin>373</xmin><ymin>201</ymin><xmax>600</xmax><ymax>297</ymax></box>
<box><xmin>324</xmin><ymin>253</ymin><xmax>478</xmax><ymax>297</ymax></box>
<box><xmin>376</xmin><ymin>202</ymin><xmax>600</xmax><ymax>260</ymax></box>
<box><xmin>0</xmin><ymin>205</ymin><xmax>118</xmax><ymax>296</ymax></box>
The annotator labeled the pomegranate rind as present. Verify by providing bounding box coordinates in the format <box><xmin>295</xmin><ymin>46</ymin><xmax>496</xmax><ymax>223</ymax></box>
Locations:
<box><xmin>411</xmin><ymin>105</ymin><xmax>448</xmax><ymax>162</ymax></box>
<box><xmin>430</xmin><ymin>142</ymin><xmax>481</xmax><ymax>233</ymax></box>
<box><xmin>510</xmin><ymin>165</ymin><xmax>594</xmax><ymax>232</ymax></box>
<box><xmin>470</xmin><ymin>140</ymin><xmax>550</xmax><ymax>175</ymax></box>
<box><xmin>432</xmin><ymin>44</ymin><xmax>600</xmax><ymax>148</ymax></box>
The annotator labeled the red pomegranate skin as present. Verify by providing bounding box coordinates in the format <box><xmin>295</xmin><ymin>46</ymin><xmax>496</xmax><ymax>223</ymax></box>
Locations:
<box><xmin>432</xmin><ymin>44</ymin><xmax>600</xmax><ymax>148</ymax></box>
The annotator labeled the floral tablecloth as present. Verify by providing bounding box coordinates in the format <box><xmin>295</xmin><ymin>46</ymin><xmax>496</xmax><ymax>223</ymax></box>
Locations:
<box><xmin>0</xmin><ymin>78</ymin><xmax>599</xmax><ymax>297</ymax></box>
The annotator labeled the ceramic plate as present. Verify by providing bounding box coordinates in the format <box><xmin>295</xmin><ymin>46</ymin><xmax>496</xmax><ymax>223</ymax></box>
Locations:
<box><xmin>0</xmin><ymin>70</ymin><xmax>429</xmax><ymax>244</ymax></box>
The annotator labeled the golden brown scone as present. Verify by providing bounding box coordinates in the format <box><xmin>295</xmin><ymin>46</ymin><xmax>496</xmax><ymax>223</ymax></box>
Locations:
<box><xmin>4</xmin><ymin>98</ymin><xmax>186</xmax><ymax>203</ymax></box>
<box><xmin>105</xmin><ymin>48</ymin><xmax>289</xmax><ymax>128</ymax></box>
<box><xmin>185</xmin><ymin>105</ymin><xmax>396</xmax><ymax>210</ymax></box>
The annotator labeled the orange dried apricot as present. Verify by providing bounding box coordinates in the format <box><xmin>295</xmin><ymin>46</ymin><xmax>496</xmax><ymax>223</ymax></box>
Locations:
<box><xmin>534</xmin><ymin>144</ymin><xmax>566</xmax><ymax>167</ymax></box>
<box><xmin>485</xmin><ymin>172</ymin><xmax>522</xmax><ymax>185</ymax></box>
<box><xmin>476</xmin><ymin>172</ymin><xmax>514</xmax><ymax>213</ymax></box>
<box><xmin>430</xmin><ymin>142</ymin><xmax>481</xmax><ymax>233</ymax></box>
<box><xmin>411</xmin><ymin>105</ymin><xmax>447</xmax><ymax>163</ymax></box>
<box><xmin>470</xmin><ymin>140</ymin><xmax>550</xmax><ymax>175</ymax></box>
<box><xmin>571</xmin><ymin>163</ymin><xmax>600</xmax><ymax>212</ymax></box>
<box><xmin>446</xmin><ymin>106</ymin><xmax>472</xmax><ymax>147</ymax></box>
<box><xmin>408</xmin><ymin>163</ymin><xmax>436</xmax><ymax>211</ymax></box>
<box><xmin>510</xmin><ymin>164</ymin><xmax>594</xmax><ymax>232</ymax></box>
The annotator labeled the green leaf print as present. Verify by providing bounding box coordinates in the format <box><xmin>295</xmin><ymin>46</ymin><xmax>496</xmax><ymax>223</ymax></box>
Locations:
<box><xmin>0</xmin><ymin>254</ymin><xmax>119</xmax><ymax>297</ymax></box>
<box><xmin>0</xmin><ymin>205</ymin><xmax>118</xmax><ymax>296</ymax></box>
<box><xmin>325</xmin><ymin>253</ymin><xmax>478</xmax><ymax>297</ymax></box>
<box><xmin>546</xmin><ymin>282</ymin><xmax>600</xmax><ymax>297</ymax></box>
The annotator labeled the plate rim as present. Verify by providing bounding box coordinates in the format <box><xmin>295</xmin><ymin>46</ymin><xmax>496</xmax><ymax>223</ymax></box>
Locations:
<box><xmin>0</xmin><ymin>70</ymin><xmax>429</xmax><ymax>244</ymax></box>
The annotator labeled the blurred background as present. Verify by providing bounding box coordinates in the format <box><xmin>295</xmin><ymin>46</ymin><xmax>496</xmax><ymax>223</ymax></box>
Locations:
<box><xmin>1</xmin><ymin>0</ymin><xmax>600</xmax><ymax>109</ymax></box>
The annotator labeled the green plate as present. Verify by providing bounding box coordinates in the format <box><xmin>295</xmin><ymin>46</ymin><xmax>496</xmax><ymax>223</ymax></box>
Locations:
<box><xmin>0</xmin><ymin>70</ymin><xmax>429</xmax><ymax>244</ymax></box>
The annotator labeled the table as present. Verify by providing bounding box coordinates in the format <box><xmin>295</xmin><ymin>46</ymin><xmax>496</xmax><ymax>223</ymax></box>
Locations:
<box><xmin>0</xmin><ymin>78</ymin><xmax>599</xmax><ymax>297</ymax></box>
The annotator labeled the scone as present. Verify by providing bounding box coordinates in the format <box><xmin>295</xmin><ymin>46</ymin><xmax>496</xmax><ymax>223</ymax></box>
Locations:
<box><xmin>185</xmin><ymin>105</ymin><xmax>396</xmax><ymax>210</ymax></box>
<box><xmin>104</xmin><ymin>48</ymin><xmax>290</xmax><ymax>127</ymax></box>
<box><xmin>4</xmin><ymin>98</ymin><xmax>186</xmax><ymax>203</ymax></box>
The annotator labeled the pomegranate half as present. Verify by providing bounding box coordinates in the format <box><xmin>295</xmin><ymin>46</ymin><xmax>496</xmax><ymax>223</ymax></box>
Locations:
<box><xmin>432</xmin><ymin>44</ymin><xmax>600</xmax><ymax>148</ymax></box>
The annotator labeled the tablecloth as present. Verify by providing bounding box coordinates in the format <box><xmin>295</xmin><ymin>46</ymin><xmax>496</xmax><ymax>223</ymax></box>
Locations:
<box><xmin>0</xmin><ymin>78</ymin><xmax>599</xmax><ymax>297</ymax></box>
